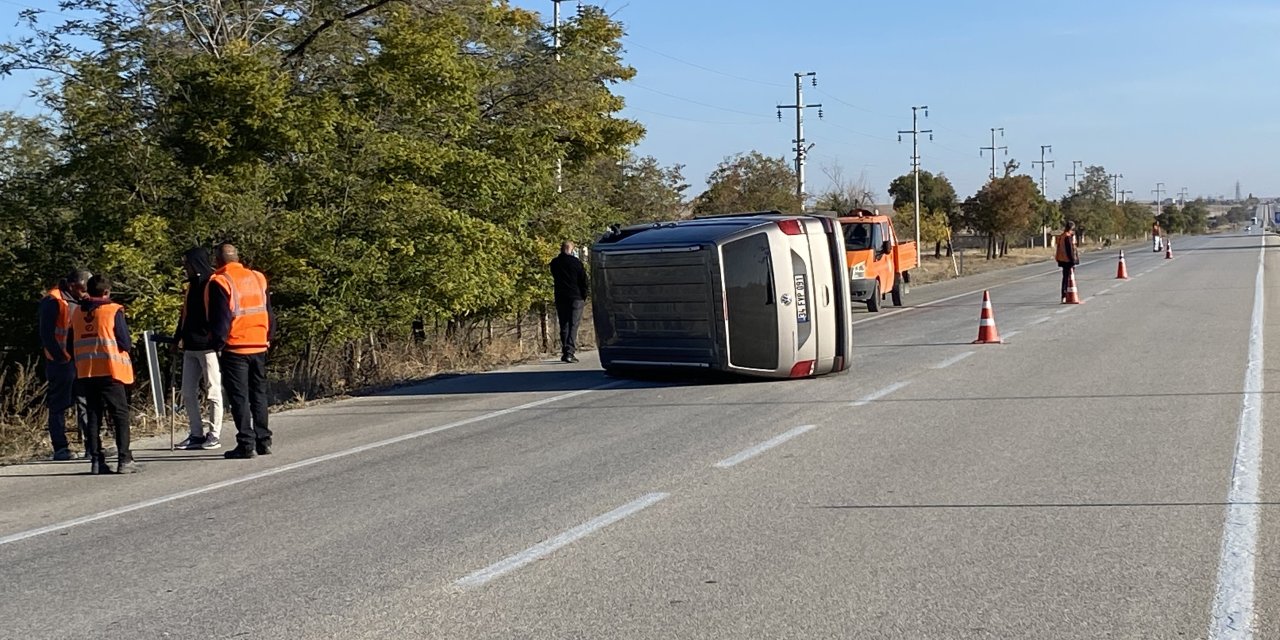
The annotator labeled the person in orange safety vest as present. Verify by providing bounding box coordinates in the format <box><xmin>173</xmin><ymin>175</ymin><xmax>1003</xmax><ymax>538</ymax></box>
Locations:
<box><xmin>39</xmin><ymin>269</ymin><xmax>91</xmax><ymax>461</ymax></box>
<box><xmin>70</xmin><ymin>274</ymin><xmax>139</xmax><ymax>474</ymax></box>
<box><xmin>206</xmin><ymin>243</ymin><xmax>276</xmax><ymax>460</ymax></box>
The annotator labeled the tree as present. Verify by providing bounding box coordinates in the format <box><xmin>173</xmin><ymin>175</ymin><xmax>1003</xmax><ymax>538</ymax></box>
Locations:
<box><xmin>692</xmin><ymin>151</ymin><xmax>801</xmax><ymax>215</ymax></box>
<box><xmin>887</xmin><ymin>169</ymin><xmax>958</xmax><ymax>257</ymax></box>
<box><xmin>1060</xmin><ymin>166</ymin><xmax>1119</xmax><ymax>243</ymax></box>
<box><xmin>960</xmin><ymin>169</ymin><xmax>1043</xmax><ymax>259</ymax></box>
<box><xmin>814</xmin><ymin>161</ymin><xmax>877</xmax><ymax>214</ymax></box>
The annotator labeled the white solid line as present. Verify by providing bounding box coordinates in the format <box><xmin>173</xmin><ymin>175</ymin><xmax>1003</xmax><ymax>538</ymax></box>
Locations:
<box><xmin>455</xmin><ymin>492</ymin><xmax>669</xmax><ymax>588</ymax></box>
<box><xmin>851</xmin><ymin>381</ymin><xmax>910</xmax><ymax>406</ymax></box>
<box><xmin>932</xmin><ymin>351</ymin><xmax>975</xmax><ymax>369</ymax></box>
<box><xmin>1208</xmin><ymin>237</ymin><xmax>1267</xmax><ymax>639</ymax></box>
<box><xmin>0</xmin><ymin>381</ymin><xmax>628</xmax><ymax>548</ymax></box>
<box><xmin>714</xmin><ymin>425</ymin><xmax>816</xmax><ymax>468</ymax></box>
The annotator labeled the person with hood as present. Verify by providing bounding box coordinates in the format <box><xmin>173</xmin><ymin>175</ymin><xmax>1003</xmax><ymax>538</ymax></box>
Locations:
<box><xmin>173</xmin><ymin>247</ymin><xmax>224</xmax><ymax>450</ymax></box>
<box><xmin>39</xmin><ymin>268</ymin><xmax>91</xmax><ymax>460</ymax></box>
<box><xmin>70</xmin><ymin>274</ymin><xmax>139</xmax><ymax>474</ymax></box>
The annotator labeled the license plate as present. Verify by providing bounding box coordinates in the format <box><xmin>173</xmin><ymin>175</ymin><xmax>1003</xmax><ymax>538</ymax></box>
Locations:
<box><xmin>794</xmin><ymin>274</ymin><xmax>809</xmax><ymax>323</ymax></box>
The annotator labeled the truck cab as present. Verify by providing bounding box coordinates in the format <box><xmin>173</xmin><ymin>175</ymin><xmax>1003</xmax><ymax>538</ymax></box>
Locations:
<box><xmin>837</xmin><ymin>209</ymin><xmax>918</xmax><ymax>312</ymax></box>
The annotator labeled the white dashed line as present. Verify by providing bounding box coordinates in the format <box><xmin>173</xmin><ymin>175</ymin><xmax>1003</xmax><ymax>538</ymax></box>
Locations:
<box><xmin>714</xmin><ymin>425</ymin><xmax>816</xmax><ymax>468</ymax></box>
<box><xmin>931</xmin><ymin>351</ymin><xmax>975</xmax><ymax>369</ymax></box>
<box><xmin>1029</xmin><ymin>317</ymin><xmax>1051</xmax><ymax>326</ymax></box>
<box><xmin>851</xmin><ymin>381</ymin><xmax>910</xmax><ymax>406</ymax></box>
<box><xmin>456</xmin><ymin>492</ymin><xmax>670</xmax><ymax>588</ymax></box>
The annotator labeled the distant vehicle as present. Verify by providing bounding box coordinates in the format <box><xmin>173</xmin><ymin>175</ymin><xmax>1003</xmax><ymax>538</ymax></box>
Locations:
<box><xmin>589</xmin><ymin>212</ymin><xmax>853</xmax><ymax>379</ymax></box>
<box><xmin>837</xmin><ymin>209</ymin><xmax>918</xmax><ymax>312</ymax></box>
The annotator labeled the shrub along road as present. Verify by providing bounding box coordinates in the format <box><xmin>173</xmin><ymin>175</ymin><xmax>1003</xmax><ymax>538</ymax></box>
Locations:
<box><xmin>1</xmin><ymin>232</ymin><xmax>1276</xmax><ymax>639</ymax></box>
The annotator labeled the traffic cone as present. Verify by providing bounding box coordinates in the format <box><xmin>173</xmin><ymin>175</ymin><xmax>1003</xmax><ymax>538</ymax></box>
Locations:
<box><xmin>1062</xmin><ymin>268</ymin><xmax>1083</xmax><ymax>304</ymax></box>
<box><xmin>1115</xmin><ymin>250</ymin><xmax>1129</xmax><ymax>279</ymax></box>
<box><xmin>972</xmin><ymin>290</ymin><xmax>1003</xmax><ymax>344</ymax></box>
<box><xmin>1165</xmin><ymin>242</ymin><xmax>1173</xmax><ymax>259</ymax></box>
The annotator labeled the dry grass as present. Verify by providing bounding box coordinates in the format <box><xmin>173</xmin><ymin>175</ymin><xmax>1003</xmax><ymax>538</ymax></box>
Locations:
<box><xmin>909</xmin><ymin>241</ymin><xmax>1132</xmax><ymax>287</ymax></box>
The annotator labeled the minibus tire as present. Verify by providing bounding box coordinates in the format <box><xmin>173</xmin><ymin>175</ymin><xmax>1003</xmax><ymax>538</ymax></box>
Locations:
<box><xmin>891</xmin><ymin>274</ymin><xmax>905</xmax><ymax>307</ymax></box>
<box><xmin>867</xmin><ymin>281</ymin><xmax>881</xmax><ymax>312</ymax></box>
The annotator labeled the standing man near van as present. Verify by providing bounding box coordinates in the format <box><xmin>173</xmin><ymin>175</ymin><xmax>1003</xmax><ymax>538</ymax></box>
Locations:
<box><xmin>206</xmin><ymin>243</ymin><xmax>275</xmax><ymax>459</ymax></box>
<box><xmin>173</xmin><ymin>247</ymin><xmax>224</xmax><ymax>450</ymax></box>
<box><xmin>549</xmin><ymin>241</ymin><xmax>589</xmax><ymax>363</ymax></box>
<box><xmin>1056</xmin><ymin>221</ymin><xmax>1079</xmax><ymax>302</ymax></box>
<box><xmin>39</xmin><ymin>269</ymin><xmax>91</xmax><ymax>460</ymax></box>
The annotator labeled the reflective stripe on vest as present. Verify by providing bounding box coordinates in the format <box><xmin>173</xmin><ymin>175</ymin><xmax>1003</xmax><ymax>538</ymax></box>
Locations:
<box><xmin>70</xmin><ymin>303</ymin><xmax>134</xmax><ymax>384</ymax></box>
<box><xmin>210</xmin><ymin>264</ymin><xmax>270</xmax><ymax>353</ymax></box>
<box><xmin>42</xmin><ymin>287</ymin><xmax>72</xmax><ymax>361</ymax></box>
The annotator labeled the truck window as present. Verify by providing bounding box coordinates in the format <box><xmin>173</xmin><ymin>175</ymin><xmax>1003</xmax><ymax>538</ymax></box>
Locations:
<box><xmin>843</xmin><ymin>223</ymin><xmax>875</xmax><ymax>251</ymax></box>
<box><xmin>722</xmin><ymin>233</ymin><xmax>779</xmax><ymax>370</ymax></box>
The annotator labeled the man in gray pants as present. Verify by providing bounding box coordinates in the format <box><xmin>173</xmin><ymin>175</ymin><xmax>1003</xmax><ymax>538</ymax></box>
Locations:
<box><xmin>172</xmin><ymin>248</ymin><xmax>224</xmax><ymax>450</ymax></box>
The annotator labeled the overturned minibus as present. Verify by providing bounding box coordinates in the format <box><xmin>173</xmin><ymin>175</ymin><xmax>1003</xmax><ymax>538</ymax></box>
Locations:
<box><xmin>590</xmin><ymin>212</ymin><xmax>852</xmax><ymax>379</ymax></box>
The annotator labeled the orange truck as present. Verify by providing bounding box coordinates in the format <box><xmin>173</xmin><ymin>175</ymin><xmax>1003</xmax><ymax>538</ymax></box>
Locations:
<box><xmin>837</xmin><ymin>209</ymin><xmax>918</xmax><ymax>312</ymax></box>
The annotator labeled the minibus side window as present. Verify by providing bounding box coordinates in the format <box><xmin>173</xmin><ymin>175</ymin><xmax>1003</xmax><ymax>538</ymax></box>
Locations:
<box><xmin>722</xmin><ymin>233</ymin><xmax>780</xmax><ymax>370</ymax></box>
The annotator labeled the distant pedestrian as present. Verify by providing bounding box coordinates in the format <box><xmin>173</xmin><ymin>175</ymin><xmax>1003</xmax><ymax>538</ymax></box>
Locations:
<box><xmin>38</xmin><ymin>269</ymin><xmax>91</xmax><ymax>461</ymax></box>
<box><xmin>172</xmin><ymin>247</ymin><xmax>224</xmax><ymax>450</ymax></box>
<box><xmin>70</xmin><ymin>275</ymin><xmax>139</xmax><ymax>474</ymax></box>
<box><xmin>549</xmin><ymin>241</ymin><xmax>589</xmax><ymax>363</ymax></box>
<box><xmin>1056</xmin><ymin>221</ymin><xmax>1079</xmax><ymax>302</ymax></box>
<box><xmin>207</xmin><ymin>243</ymin><xmax>275</xmax><ymax>459</ymax></box>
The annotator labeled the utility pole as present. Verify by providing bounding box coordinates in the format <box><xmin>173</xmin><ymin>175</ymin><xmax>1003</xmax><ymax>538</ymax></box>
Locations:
<box><xmin>898</xmin><ymin>105</ymin><xmax>932</xmax><ymax>268</ymax></box>
<box><xmin>1065</xmin><ymin>160</ymin><xmax>1083</xmax><ymax>193</ymax></box>
<box><xmin>1031</xmin><ymin>144</ymin><xmax>1054</xmax><ymax>196</ymax></box>
<box><xmin>1109</xmin><ymin>173</ymin><xmax>1124</xmax><ymax>204</ymax></box>
<box><xmin>979</xmin><ymin>127</ymin><xmax>1007</xmax><ymax>180</ymax></box>
<box><xmin>1178</xmin><ymin>186</ymin><xmax>1189</xmax><ymax>207</ymax></box>
<box><xmin>1153</xmin><ymin>182</ymin><xmax>1166</xmax><ymax>218</ymax></box>
<box><xmin>1120</xmin><ymin>190</ymin><xmax>1133</xmax><ymax>203</ymax></box>
<box><xmin>552</xmin><ymin>0</ymin><xmax>565</xmax><ymax>193</ymax></box>
<box><xmin>777</xmin><ymin>72</ymin><xmax>822</xmax><ymax>206</ymax></box>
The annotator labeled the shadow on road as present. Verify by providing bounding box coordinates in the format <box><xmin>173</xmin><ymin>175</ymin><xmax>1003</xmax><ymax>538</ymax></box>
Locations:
<box><xmin>374</xmin><ymin>368</ymin><xmax>722</xmax><ymax>397</ymax></box>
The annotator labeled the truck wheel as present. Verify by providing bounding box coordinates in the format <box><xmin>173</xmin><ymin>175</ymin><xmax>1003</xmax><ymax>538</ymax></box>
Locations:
<box><xmin>867</xmin><ymin>281</ymin><xmax>881</xmax><ymax>312</ymax></box>
<box><xmin>891</xmin><ymin>274</ymin><xmax>905</xmax><ymax>306</ymax></box>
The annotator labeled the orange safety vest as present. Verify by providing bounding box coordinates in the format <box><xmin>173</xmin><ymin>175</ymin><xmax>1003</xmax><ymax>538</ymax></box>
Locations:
<box><xmin>71</xmin><ymin>302</ymin><xmax>134</xmax><ymax>384</ymax></box>
<box><xmin>207</xmin><ymin>263</ymin><xmax>270</xmax><ymax>355</ymax></box>
<box><xmin>1055</xmin><ymin>230</ymin><xmax>1075</xmax><ymax>263</ymax></box>
<box><xmin>42</xmin><ymin>287</ymin><xmax>72</xmax><ymax>361</ymax></box>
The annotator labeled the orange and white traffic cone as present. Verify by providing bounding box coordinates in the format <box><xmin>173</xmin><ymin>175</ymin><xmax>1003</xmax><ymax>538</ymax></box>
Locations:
<box><xmin>1165</xmin><ymin>242</ymin><xmax>1173</xmax><ymax>259</ymax></box>
<box><xmin>1063</xmin><ymin>268</ymin><xmax>1083</xmax><ymax>304</ymax></box>
<box><xmin>1116</xmin><ymin>250</ymin><xmax>1129</xmax><ymax>279</ymax></box>
<box><xmin>972</xmin><ymin>290</ymin><xmax>1003</xmax><ymax>344</ymax></box>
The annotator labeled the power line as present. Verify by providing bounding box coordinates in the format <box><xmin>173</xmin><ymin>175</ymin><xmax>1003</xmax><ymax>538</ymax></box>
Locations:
<box><xmin>824</xmin><ymin>120</ymin><xmax>896</xmax><ymax>143</ymax></box>
<box><xmin>1110</xmin><ymin>173</ymin><xmax>1124</xmax><ymax>204</ymax></box>
<box><xmin>1031</xmin><ymin>144</ymin><xmax>1054</xmax><ymax>196</ymax></box>
<box><xmin>898</xmin><ymin>105</ymin><xmax>932</xmax><ymax>264</ymax></box>
<box><xmin>810</xmin><ymin>88</ymin><xmax>899</xmax><ymax>121</ymax></box>
<box><xmin>620</xmin><ymin>38</ymin><xmax>784</xmax><ymax>88</ymax></box>
<box><xmin>628</xmin><ymin>82</ymin><xmax>772</xmax><ymax>119</ymax></box>
<box><xmin>1065</xmin><ymin>160</ymin><xmax>1083</xmax><ymax>193</ymax></box>
<box><xmin>623</xmin><ymin>106</ymin><xmax>770</xmax><ymax>126</ymax></box>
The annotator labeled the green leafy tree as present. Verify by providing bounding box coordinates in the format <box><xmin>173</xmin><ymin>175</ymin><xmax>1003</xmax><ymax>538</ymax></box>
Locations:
<box><xmin>693</xmin><ymin>151</ymin><xmax>801</xmax><ymax>215</ymax></box>
<box><xmin>887</xmin><ymin>169</ymin><xmax>958</xmax><ymax>257</ymax></box>
<box><xmin>959</xmin><ymin>163</ymin><xmax>1043</xmax><ymax>259</ymax></box>
<box><xmin>1060</xmin><ymin>166</ymin><xmax>1119</xmax><ymax>242</ymax></box>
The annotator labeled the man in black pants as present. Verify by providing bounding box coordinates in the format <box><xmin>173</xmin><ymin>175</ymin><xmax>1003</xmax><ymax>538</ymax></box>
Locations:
<box><xmin>70</xmin><ymin>275</ymin><xmax>139</xmax><ymax>474</ymax></box>
<box><xmin>206</xmin><ymin>243</ymin><xmax>276</xmax><ymax>459</ymax></box>
<box><xmin>1055</xmin><ymin>220</ymin><xmax>1079</xmax><ymax>302</ymax></box>
<box><xmin>549</xmin><ymin>241</ymin><xmax>589</xmax><ymax>363</ymax></box>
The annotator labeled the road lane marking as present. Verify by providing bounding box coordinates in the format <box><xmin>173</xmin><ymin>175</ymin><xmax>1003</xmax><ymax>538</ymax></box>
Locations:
<box><xmin>931</xmin><ymin>351</ymin><xmax>975</xmax><ymax>369</ymax></box>
<box><xmin>1054</xmin><ymin>307</ymin><xmax>1073</xmax><ymax>314</ymax></box>
<box><xmin>714</xmin><ymin>425</ymin><xmax>816</xmax><ymax>468</ymax></box>
<box><xmin>455</xmin><ymin>492</ymin><xmax>669</xmax><ymax>588</ymax></box>
<box><xmin>0</xmin><ymin>381</ymin><xmax>628</xmax><ymax>548</ymax></box>
<box><xmin>1208</xmin><ymin>237</ymin><xmax>1267</xmax><ymax>639</ymax></box>
<box><xmin>1029</xmin><ymin>317</ymin><xmax>1051</xmax><ymax>326</ymax></box>
<box><xmin>851</xmin><ymin>381</ymin><xmax>910</xmax><ymax>406</ymax></box>
<box><xmin>1002</xmin><ymin>330</ymin><xmax>1021</xmax><ymax>339</ymax></box>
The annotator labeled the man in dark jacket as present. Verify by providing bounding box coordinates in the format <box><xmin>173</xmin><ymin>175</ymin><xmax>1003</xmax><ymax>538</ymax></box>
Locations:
<box><xmin>1056</xmin><ymin>220</ymin><xmax>1080</xmax><ymax>301</ymax></box>
<box><xmin>39</xmin><ymin>269</ymin><xmax>91</xmax><ymax>460</ymax></box>
<box><xmin>70</xmin><ymin>275</ymin><xmax>139</xmax><ymax>474</ymax></box>
<box><xmin>173</xmin><ymin>247</ymin><xmax>225</xmax><ymax>450</ymax></box>
<box><xmin>549</xmin><ymin>241</ymin><xmax>589</xmax><ymax>363</ymax></box>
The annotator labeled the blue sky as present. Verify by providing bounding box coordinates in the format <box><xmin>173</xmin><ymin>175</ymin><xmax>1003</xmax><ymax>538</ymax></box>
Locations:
<box><xmin>2</xmin><ymin>0</ymin><xmax>1278</xmax><ymax>202</ymax></box>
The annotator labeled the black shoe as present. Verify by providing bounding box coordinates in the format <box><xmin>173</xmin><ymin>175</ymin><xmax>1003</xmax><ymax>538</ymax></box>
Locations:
<box><xmin>224</xmin><ymin>447</ymin><xmax>256</xmax><ymax>460</ymax></box>
<box><xmin>51</xmin><ymin>448</ymin><xmax>77</xmax><ymax>461</ymax></box>
<box><xmin>560</xmin><ymin>355</ymin><xmax>570</xmax><ymax>363</ymax></box>
<box><xmin>89</xmin><ymin>455</ymin><xmax>115</xmax><ymax>475</ymax></box>
<box><xmin>566</xmin><ymin>355</ymin><xmax>579</xmax><ymax>363</ymax></box>
<box><xmin>255</xmin><ymin>441</ymin><xmax>273</xmax><ymax>456</ymax></box>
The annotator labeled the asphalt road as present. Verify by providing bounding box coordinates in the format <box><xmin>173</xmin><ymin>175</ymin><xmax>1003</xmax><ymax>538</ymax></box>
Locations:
<box><xmin>1</xmin><ymin>231</ymin><xmax>1276</xmax><ymax>639</ymax></box>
